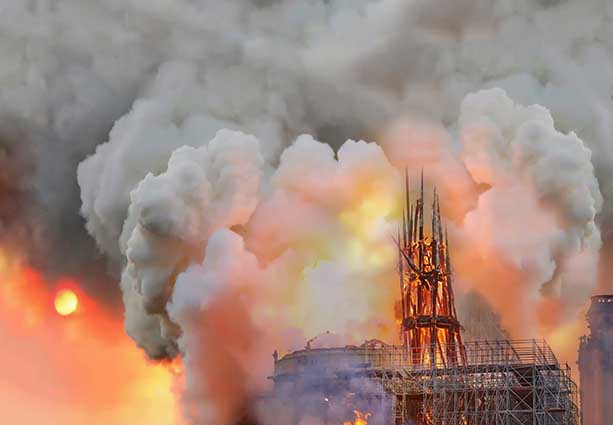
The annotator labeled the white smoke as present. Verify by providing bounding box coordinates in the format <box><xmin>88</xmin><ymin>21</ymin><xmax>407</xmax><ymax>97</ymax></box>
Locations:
<box><xmin>119</xmin><ymin>129</ymin><xmax>264</xmax><ymax>357</ymax></box>
<box><xmin>454</xmin><ymin>89</ymin><xmax>602</xmax><ymax>334</ymax></box>
<box><xmin>167</xmin><ymin>229</ymin><xmax>265</xmax><ymax>425</ymax></box>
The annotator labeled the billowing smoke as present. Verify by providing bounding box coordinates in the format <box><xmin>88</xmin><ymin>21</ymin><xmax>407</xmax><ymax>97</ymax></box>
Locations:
<box><xmin>1</xmin><ymin>0</ymin><xmax>612</xmax><ymax>424</ymax></box>
<box><xmin>83</xmin><ymin>89</ymin><xmax>599</xmax><ymax>423</ymax></box>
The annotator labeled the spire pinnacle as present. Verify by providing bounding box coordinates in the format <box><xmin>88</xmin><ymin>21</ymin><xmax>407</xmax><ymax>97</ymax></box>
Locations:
<box><xmin>397</xmin><ymin>176</ymin><xmax>465</xmax><ymax>367</ymax></box>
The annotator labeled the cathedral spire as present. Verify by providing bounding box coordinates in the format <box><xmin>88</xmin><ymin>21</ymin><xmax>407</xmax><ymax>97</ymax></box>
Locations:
<box><xmin>398</xmin><ymin>174</ymin><xmax>465</xmax><ymax>367</ymax></box>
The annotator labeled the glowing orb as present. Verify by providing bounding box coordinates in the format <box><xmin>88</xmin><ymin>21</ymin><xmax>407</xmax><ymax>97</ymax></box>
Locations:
<box><xmin>54</xmin><ymin>289</ymin><xmax>78</xmax><ymax>316</ymax></box>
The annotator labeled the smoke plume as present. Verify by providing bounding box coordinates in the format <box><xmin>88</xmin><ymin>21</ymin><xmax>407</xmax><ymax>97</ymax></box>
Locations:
<box><xmin>82</xmin><ymin>88</ymin><xmax>601</xmax><ymax>423</ymax></box>
<box><xmin>1</xmin><ymin>0</ymin><xmax>613</xmax><ymax>424</ymax></box>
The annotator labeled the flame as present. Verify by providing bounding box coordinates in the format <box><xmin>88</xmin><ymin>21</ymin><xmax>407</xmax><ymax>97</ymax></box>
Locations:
<box><xmin>54</xmin><ymin>289</ymin><xmax>79</xmax><ymax>316</ymax></box>
<box><xmin>0</xmin><ymin>254</ymin><xmax>184</xmax><ymax>425</ymax></box>
<box><xmin>284</xmin><ymin>180</ymin><xmax>401</xmax><ymax>342</ymax></box>
<box><xmin>339</xmin><ymin>190</ymin><xmax>396</xmax><ymax>269</ymax></box>
<box><xmin>343</xmin><ymin>410</ymin><xmax>371</xmax><ymax>425</ymax></box>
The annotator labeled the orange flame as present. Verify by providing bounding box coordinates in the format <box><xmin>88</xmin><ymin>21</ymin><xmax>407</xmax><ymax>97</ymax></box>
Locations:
<box><xmin>343</xmin><ymin>410</ymin><xmax>371</xmax><ymax>425</ymax></box>
<box><xmin>0</xmin><ymin>256</ymin><xmax>184</xmax><ymax>425</ymax></box>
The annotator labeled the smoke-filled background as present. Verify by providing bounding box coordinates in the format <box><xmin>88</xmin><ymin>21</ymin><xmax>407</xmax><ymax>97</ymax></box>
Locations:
<box><xmin>1</xmin><ymin>0</ymin><xmax>612</xmax><ymax>424</ymax></box>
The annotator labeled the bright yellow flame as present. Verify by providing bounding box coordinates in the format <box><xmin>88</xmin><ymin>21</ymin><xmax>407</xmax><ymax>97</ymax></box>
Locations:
<box><xmin>339</xmin><ymin>194</ymin><xmax>396</xmax><ymax>269</ymax></box>
<box><xmin>340</xmin><ymin>196</ymin><xmax>392</xmax><ymax>239</ymax></box>
<box><xmin>54</xmin><ymin>289</ymin><xmax>78</xmax><ymax>316</ymax></box>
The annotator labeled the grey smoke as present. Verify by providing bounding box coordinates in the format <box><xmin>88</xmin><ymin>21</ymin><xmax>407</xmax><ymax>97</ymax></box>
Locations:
<box><xmin>0</xmin><ymin>1</ymin><xmax>610</xmax><ymax>270</ymax></box>
<box><xmin>457</xmin><ymin>289</ymin><xmax>509</xmax><ymax>341</ymax></box>
<box><xmin>1</xmin><ymin>1</ymin><xmax>612</xmax><ymax>424</ymax></box>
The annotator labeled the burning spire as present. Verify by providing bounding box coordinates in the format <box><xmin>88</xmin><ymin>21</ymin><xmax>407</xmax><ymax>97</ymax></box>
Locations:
<box><xmin>397</xmin><ymin>172</ymin><xmax>465</xmax><ymax>367</ymax></box>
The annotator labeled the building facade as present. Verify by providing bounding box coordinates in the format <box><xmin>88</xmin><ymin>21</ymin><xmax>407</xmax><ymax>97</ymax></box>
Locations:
<box><xmin>578</xmin><ymin>295</ymin><xmax>613</xmax><ymax>425</ymax></box>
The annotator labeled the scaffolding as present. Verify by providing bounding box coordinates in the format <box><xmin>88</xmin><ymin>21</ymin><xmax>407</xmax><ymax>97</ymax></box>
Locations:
<box><xmin>272</xmin><ymin>339</ymin><xmax>580</xmax><ymax>425</ymax></box>
<box><xmin>364</xmin><ymin>340</ymin><xmax>579</xmax><ymax>425</ymax></box>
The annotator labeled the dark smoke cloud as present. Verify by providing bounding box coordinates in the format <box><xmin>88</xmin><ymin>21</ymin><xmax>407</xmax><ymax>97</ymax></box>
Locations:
<box><xmin>0</xmin><ymin>79</ymin><xmax>135</xmax><ymax>303</ymax></box>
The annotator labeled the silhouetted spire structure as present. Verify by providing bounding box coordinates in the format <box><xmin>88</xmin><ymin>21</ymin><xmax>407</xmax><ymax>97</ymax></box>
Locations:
<box><xmin>397</xmin><ymin>172</ymin><xmax>465</xmax><ymax>367</ymax></box>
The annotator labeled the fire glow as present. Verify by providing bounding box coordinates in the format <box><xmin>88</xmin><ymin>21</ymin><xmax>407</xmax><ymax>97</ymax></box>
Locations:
<box><xmin>54</xmin><ymin>289</ymin><xmax>79</xmax><ymax>316</ymax></box>
<box><xmin>0</xmin><ymin>255</ymin><xmax>183</xmax><ymax>425</ymax></box>
<box><xmin>343</xmin><ymin>410</ymin><xmax>371</xmax><ymax>425</ymax></box>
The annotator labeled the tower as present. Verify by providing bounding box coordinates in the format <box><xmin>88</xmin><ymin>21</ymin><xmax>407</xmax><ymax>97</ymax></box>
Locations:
<box><xmin>397</xmin><ymin>173</ymin><xmax>465</xmax><ymax>367</ymax></box>
<box><xmin>578</xmin><ymin>294</ymin><xmax>613</xmax><ymax>425</ymax></box>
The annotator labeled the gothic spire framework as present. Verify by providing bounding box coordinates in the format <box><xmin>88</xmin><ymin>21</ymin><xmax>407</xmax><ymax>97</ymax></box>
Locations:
<box><xmin>397</xmin><ymin>171</ymin><xmax>465</xmax><ymax>367</ymax></box>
